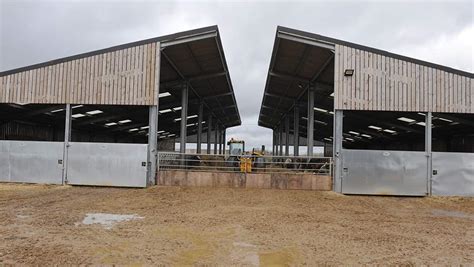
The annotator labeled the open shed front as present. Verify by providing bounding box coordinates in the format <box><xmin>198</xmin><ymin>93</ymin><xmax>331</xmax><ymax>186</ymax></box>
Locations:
<box><xmin>0</xmin><ymin>26</ymin><xmax>241</xmax><ymax>188</ymax></box>
<box><xmin>259</xmin><ymin>26</ymin><xmax>474</xmax><ymax>196</ymax></box>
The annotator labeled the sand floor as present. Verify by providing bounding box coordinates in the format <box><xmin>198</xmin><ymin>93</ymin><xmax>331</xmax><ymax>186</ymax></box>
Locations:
<box><xmin>0</xmin><ymin>183</ymin><xmax>473</xmax><ymax>265</ymax></box>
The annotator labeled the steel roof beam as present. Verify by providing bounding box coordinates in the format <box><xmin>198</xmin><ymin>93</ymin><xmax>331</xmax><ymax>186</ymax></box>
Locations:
<box><xmin>160</xmin><ymin>31</ymin><xmax>217</xmax><ymax>48</ymax></box>
<box><xmin>277</xmin><ymin>31</ymin><xmax>336</xmax><ymax>51</ymax></box>
<box><xmin>161</xmin><ymin>49</ymin><xmax>226</xmax><ymax>127</ymax></box>
<box><xmin>184</xmin><ymin>42</ymin><xmax>229</xmax><ymax>125</ymax></box>
<box><xmin>161</xmin><ymin>71</ymin><xmax>227</xmax><ymax>88</ymax></box>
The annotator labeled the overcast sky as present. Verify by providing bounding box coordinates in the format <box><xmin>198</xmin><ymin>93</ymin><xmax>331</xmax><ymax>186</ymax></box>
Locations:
<box><xmin>0</xmin><ymin>0</ymin><xmax>472</xmax><ymax>150</ymax></box>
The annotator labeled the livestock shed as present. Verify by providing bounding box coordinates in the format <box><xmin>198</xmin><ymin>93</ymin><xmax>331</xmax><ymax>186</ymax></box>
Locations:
<box><xmin>259</xmin><ymin>26</ymin><xmax>474</xmax><ymax>196</ymax></box>
<box><xmin>0</xmin><ymin>25</ymin><xmax>241</xmax><ymax>187</ymax></box>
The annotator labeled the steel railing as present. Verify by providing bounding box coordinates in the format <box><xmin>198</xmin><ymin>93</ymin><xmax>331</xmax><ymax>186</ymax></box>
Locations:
<box><xmin>157</xmin><ymin>152</ymin><xmax>332</xmax><ymax>175</ymax></box>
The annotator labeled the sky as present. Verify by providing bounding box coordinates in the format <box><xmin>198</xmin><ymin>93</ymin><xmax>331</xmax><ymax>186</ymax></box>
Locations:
<box><xmin>0</xmin><ymin>0</ymin><xmax>473</xmax><ymax>151</ymax></box>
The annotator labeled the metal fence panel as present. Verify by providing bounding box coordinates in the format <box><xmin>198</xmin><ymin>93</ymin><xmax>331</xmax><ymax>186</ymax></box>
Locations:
<box><xmin>0</xmin><ymin>141</ymin><xmax>63</xmax><ymax>184</ymax></box>
<box><xmin>0</xmin><ymin>142</ymin><xmax>9</xmax><ymax>181</ymax></box>
<box><xmin>67</xmin><ymin>142</ymin><xmax>147</xmax><ymax>187</ymax></box>
<box><xmin>341</xmin><ymin>149</ymin><xmax>428</xmax><ymax>196</ymax></box>
<box><xmin>157</xmin><ymin>152</ymin><xmax>332</xmax><ymax>175</ymax></box>
<box><xmin>432</xmin><ymin>152</ymin><xmax>474</xmax><ymax>196</ymax></box>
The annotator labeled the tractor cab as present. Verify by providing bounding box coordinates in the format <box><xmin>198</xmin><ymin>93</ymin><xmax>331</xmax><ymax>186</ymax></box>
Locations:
<box><xmin>227</xmin><ymin>138</ymin><xmax>245</xmax><ymax>156</ymax></box>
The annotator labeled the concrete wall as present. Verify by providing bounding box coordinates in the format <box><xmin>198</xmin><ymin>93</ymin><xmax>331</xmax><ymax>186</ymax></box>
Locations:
<box><xmin>158</xmin><ymin>170</ymin><xmax>332</xmax><ymax>191</ymax></box>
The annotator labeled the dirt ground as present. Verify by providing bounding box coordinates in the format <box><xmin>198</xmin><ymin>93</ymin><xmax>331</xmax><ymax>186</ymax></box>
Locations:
<box><xmin>0</xmin><ymin>183</ymin><xmax>473</xmax><ymax>266</ymax></box>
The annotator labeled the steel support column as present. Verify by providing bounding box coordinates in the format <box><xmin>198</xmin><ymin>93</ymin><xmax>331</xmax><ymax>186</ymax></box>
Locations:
<box><xmin>426</xmin><ymin>112</ymin><xmax>432</xmax><ymax>195</ymax></box>
<box><xmin>272</xmin><ymin>130</ymin><xmax>276</xmax><ymax>155</ymax></box>
<box><xmin>285</xmin><ymin>115</ymin><xmax>290</xmax><ymax>156</ymax></box>
<box><xmin>179</xmin><ymin>84</ymin><xmax>188</xmax><ymax>154</ymax></box>
<box><xmin>147</xmin><ymin>41</ymin><xmax>160</xmax><ymax>186</ymax></box>
<box><xmin>214</xmin><ymin>121</ymin><xmax>218</xmax><ymax>154</ymax></box>
<box><xmin>218</xmin><ymin>125</ymin><xmax>222</xmax><ymax>154</ymax></box>
<box><xmin>293</xmin><ymin>106</ymin><xmax>299</xmax><ymax>156</ymax></box>
<box><xmin>307</xmin><ymin>87</ymin><xmax>315</xmax><ymax>156</ymax></box>
<box><xmin>196</xmin><ymin>101</ymin><xmax>203</xmax><ymax>154</ymax></box>
<box><xmin>279</xmin><ymin>124</ymin><xmax>283</xmax><ymax>156</ymax></box>
<box><xmin>148</xmin><ymin>106</ymin><xmax>159</xmax><ymax>185</ymax></box>
<box><xmin>207</xmin><ymin>115</ymin><xmax>212</xmax><ymax>154</ymax></box>
<box><xmin>62</xmin><ymin>104</ymin><xmax>71</xmax><ymax>185</ymax></box>
<box><xmin>273</xmin><ymin>129</ymin><xmax>277</xmax><ymax>155</ymax></box>
<box><xmin>333</xmin><ymin>109</ymin><xmax>343</xmax><ymax>192</ymax></box>
<box><xmin>222</xmin><ymin>128</ymin><xmax>226</xmax><ymax>155</ymax></box>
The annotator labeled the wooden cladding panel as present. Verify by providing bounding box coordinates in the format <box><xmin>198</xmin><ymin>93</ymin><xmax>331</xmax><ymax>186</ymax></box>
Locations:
<box><xmin>0</xmin><ymin>42</ymin><xmax>159</xmax><ymax>105</ymax></box>
<box><xmin>335</xmin><ymin>44</ymin><xmax>473</xmax><ymax>113</ymax></box>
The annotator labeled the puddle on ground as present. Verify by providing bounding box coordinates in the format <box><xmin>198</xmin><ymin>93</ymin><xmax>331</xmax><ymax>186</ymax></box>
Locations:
<box><xmin>78</xmin><ymin>213</ymin><xmax>144</xmax><ymax>229</ymax></box>
<box><xmin>232</xmin><ymin>241</ymin><xmax>259</xmax><ymax>266</ymax></box>
<box><xmin>431</xmin><ymin>209</ymin><xmax>473</xmax><ymax>219</ymax></box>
<box><xmin>16</xmin><ymin>214</ymin><xmax>30</xmax><ymax>219</ymax></box>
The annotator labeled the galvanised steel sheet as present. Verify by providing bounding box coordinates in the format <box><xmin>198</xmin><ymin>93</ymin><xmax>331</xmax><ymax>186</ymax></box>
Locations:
<box><xmin>0</xmin><ymin>141</ymin><xmax>63</xmax><ymax>184</ymax></box>
<box><xmin>432</xmin><ymin>152</ymin><xmax>474</xmax><ymax>196</ymax></box>
<box><xmin>67</xmin><ymin>142</ymin><xmax>148</xmax><ymax>187</ymax></box>
<box><xmin>0</xmin><ymin>141</ymin><xmax>11</xmax><ymax>181</ymax></box>
<box><xmin>341</xmin><ymin>149</ymin><xmax>428</xmax><ymax>196</ymax></box>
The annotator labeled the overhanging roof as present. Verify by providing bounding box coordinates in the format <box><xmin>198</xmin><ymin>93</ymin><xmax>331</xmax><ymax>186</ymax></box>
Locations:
<box><xmin>0</xmin><ymin>26</ymin><xmax>240</xmax><ymax>142</ymax></box>
<box><xmin>258</xmin><ymin>26</ymin><xmax>336</xmax><ymax>130</ymax></box>
<box><xmin>259</xmin><ymin>26</ymin><xmax>474</xmax><ymax>147</ymax></box>
<box><xmin>0</xmin><ymin>26</ymin><xmax>241</xmax><ymax>129</ymax></box>
<box><xmin>259</xmin><ymin>26</ymin><xmax>474</xmax><ymax>129</ymax></box>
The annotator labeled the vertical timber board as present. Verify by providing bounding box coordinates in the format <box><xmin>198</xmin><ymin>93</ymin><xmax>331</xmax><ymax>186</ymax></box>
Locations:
<box><xmin>10</xmin><ymin>73</ymin><xmax>15</xmax><ymax>103</ymax></box>
<box><xmin>449</xmin><ymin>72</ymin><xmax>454</xmax><ymax>113</ymax></box>
<box><xmin>118</xmin><ymin>49</ymin><xmax>124</xmax><ymax>105</ymax></box>
<box><xmin>1</xmin><ymin>76</ymin><xmax>4</xmax><ymax>101</ymax></box>
<box><xmin>469</xmin><ymin>77</ymin><xmax>472</xmax><ymax>113</ymax></box>
<box><xmin>0</xmin><ymin>42</ymin><xmax>156</xmax><ymax>105</ymax></box>
<box><xmin>132</xmin><ymin>46</ymin><xmax>138</xmax><ymax>105</ymax></box>
<box><xmin>11</xmin><ymin>73</ymin><xmax>17</xmax><ymax>103</ymax></box>
<box><xmin>343</xmin><ymin>45</ymin><xmax>349</xmax><ymax>109</ymax></box>
<box><xmin>137</xmin><ymin>45</ymin><xmax>144</xmax><ymax>105</ymax></box>
<box><xmin>354</xmin><ymin>48</ymin><xmax>360</xmax><ymax>109</ymax></box>
<box><xmin>335</xmin><ymin>44</ymin><xmax>472</xmax><ymax>114</ymax></box>
<box><xmin>0</xmin><ymin>76</ymin><xmax>4</xmax><ymax>102</ymax></box>
<box><xmin>350</xmin><ymin>47</ymin><xmax>355</xmax><ymax>109</ymax></box>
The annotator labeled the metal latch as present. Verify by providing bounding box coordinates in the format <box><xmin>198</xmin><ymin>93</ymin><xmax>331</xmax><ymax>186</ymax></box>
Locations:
<box><xmin>432</xmin><ymin>169</ymin><xmax>438</xmax><ymax>175</ymax></box>
<box><xmin>343</xmin><ymin>167</ymin><xmax>348</xmax><ymax>172</ymax></box>
<box><xmin>58</xmin><ymin>159</ymin><xmax>63</xmax><ymax>165</ymax></box>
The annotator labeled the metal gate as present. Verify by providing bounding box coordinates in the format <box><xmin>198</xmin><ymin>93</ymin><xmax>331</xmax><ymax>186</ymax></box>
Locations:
<box><xmin>341</xmin><ymin>149</ymin><xmax>428</xmax><ymax>196</ymax></box>
<box><xmin>67</xmin><ymin>142</ymin><xmax>148</xmax><ymax>187</ymax></box>
<box><xmin>432</xmin><ymin>152</ymin><xmax>474</xmax><ymax>196</ymax></box>
<box><xmin>0</xmin><ymin>141</ymin><xmax>63</xmax><ymax>184</ymax></box>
